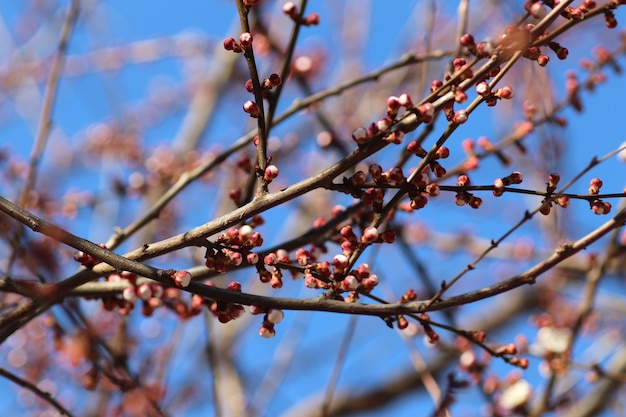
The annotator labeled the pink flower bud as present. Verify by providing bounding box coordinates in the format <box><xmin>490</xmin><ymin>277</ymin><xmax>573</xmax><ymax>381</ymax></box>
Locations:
<box><xmin>369</xmin><ymin>164</ymin><xmax>383</xmax><ymax>181</ymax></box>
<box><xmin>381</xmin><ymin>230</ymin><xmax>396</xmax><ymax>243</ymax></box>
<box><xmin>352</xmin><ymin>127</ymin><xmax>368</xmax><ymax>145</ymax></box>
<box><xmin>453</xmin><ymin>110</ymin><xmax>468</xmax><ymax>124</ymax></box>
<box><xmin>250</xmin><ymin>304</ymin><xmax>265</xmax><ymax>315</ymax></box>
<box><xmin>223</xmin><ymin>37</ymin><xmax>237</xmax><ymax>51</ymax></box>
<box><xmin>264</xmin><ymin>253</ymin><xmax>278</xmax><ymax>266</ymax></box>
<box><xmin>122</xmin><ymin>287</ymin><xmax>138</xmax><ymax>302</ymax></box>
<box><xmin>173</xmin><ymin>270</ymin><xmax>192</xmax><ymax>288</ymax></box>
<box><xmin>398</xmin><ymin>93</ymin><xmax>413</xmax><ymax>107</ymax></box>
<box><xmin>376</xmin><ymin>118</ymin><xmax>390</xmax><ymax>132</ymax></box>
<box><xmin>460</xmin><ymin>33</ymin><xmax>475</xmax><ymax>47</ymax></box>
<box><xmin>266</xmin><ymin>309</ymin><xmax>284</xmax><ymax>324</ymax></box>
<box><xmin>304</xmin><ymin>12</ymin><xmax>320</xmax><ymax>26</ymax></box>
<box><xmin>426</xmin><ymin>183</ymin><xmax>440</xmax><ymax>196</ymax></box>
<box><xmin>239</xmin><ymin>32</ymin><xmax>253</xmax><ymax>48</ymax></box>
<box><xmin>588</xmin><ymin>178</ymin><xmax>603</xmax><ymax>195</ymax></box>
<box><xmin>333</xmin><ymin>254</ymin><xmax>349</xmax><ymax>270</ymax></box>
<box><xmin>436</xmin><ymin>146</ymin><xmax>450</xmax><ymax>159</ymax></box>
<box><xmin>476</xmin><ymin>81</ymin><xmax>491</xmax><ymax>97</ymax></box>
<box><xmin>137</xmin><ymin>283</ymin><xmax>152</xmax><ymax>300</ymax></box>
<box><xmin>468</xmin><ymin>196</ymin><xmax>482</xmax><ymax>209</ymax></box>
<box><xmin>243</xmin><ymin>100</ymin><xmax>260</xmax><ymax>118</ymax></box>
<box><xmin>342</xmin><ymin>275</ymin><xmax>359</xmax><ymax>291</ymax></box>
<box><xmin>259</xmin><ymin>324</ymin><xmax>276</xmax><ymax>338</ymax></box>
<box><xmin>510</xmin><ymin>171</ymin><xmax>523</xmax><ymax>184</ymax></box>
<box><xmin>264</xmin><ymin>164</ymin><xmax>279</xmax><ymax>182</ymax></box>
<box><xmin>418</xmin><ymin>103</ymin><xmax>435</xmax><ymax>123</ymax></box>
<box><xmin>247</xmin><ymin>252</ymin><xmax>259</xmax><ymax>264</ymax></box>
<box><xmin>352</xmin><ymin>171</ymin><xmax>367</xmax><ymax>184</ymax></box>
<box><xmin>282</xmin><ymin>1</ymin><xmax>297</xmax><ymax>16</ymax></box>
<box><xmin>361</xmin><ymin>227</ymin><xmax>379</xmax><ymax>244</ymax></box>
<box><xmin>340</xmin><ymin>225</ymin><xmax>358</xmax><ymax>242</ymax></box>
<box><xmin>457</xmin><ymin>175</ymin><xmax>470</xmax><ymax>187</ymax></box>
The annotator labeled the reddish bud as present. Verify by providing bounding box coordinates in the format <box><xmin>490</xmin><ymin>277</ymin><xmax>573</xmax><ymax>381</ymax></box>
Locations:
<box><xmin>453</xmin><ymin>110</ymin><xmax>468</xmax><ymax>124</ymax></box>
<box><xmin>283</xmin><ymin>2</ymin><xmax>297</xmax><ymax>16</ymax></box>
<box><xmin>269</xmin><ymin>73</ymin><xmax>282</xmax><ymax>87</ymax></box>
<box><xmin>468</xmin><ymin>196</ymin><xmax>482</xmax><ymax>209</ymax></box>
<box><xmin>172</xmin><ymin>270</ymin><xmax>192</xmax><ymax>288</ymax></box>
<box><xmin>460</xmin><ymin>33</ymin><xmax>476</xmax><ymax>48</ymax></box>
<box><xmin>264</xmin><ymin>164</ymin><xmax>279</xmax><ymax>182</ymax></box>
<box><xmin>457</xmin><ymin>175</ymin><xmax>470</xmax><ymax>187</ymax></box>
<box><xmin>588</xmin><ymin>177</ymin><xmax>603</xmax><ymax>194</ymax></box>
<box><xmin>436</xmin><ymin>146</ymin><xmax>450</xmax><ymax>159</ymax></box>
<box><xmin>352</xmin><ymin>127</ymin><xmax>368</xmax><ymax>145</ymax></box>
<box><xmin>426</xmin><ymin>183</ymin><xmax>440</xmax><ymax>196</ymax></box>
<box><xmin>381</xmin><ymin>230</ymin><xmax>396</xmax><ymax>243</ymax></box>
<box><xmin>476</xmin><ymin>81</ymin><xmax>491</xmax><ymax>97</ymax></box>
<box><xmin>239</xmin><ymin>32</ymin><xmax>253</xmax><ymax>48</ymax></box>
<box><xmin>243</xmin><ymin>100</ymin><xmax>260</xmax><ymax>118</ymax></box>
<box><xmin>223</xmin><ymin>37</ymin><xmax>238</xmax><ymax>51</ymax></box>
<box><xmin>361</xmin><ymin>226</ymin><xmax>379</xmax><ymax>244</ymax></box>
<box><xmin>259</xmin><ymin>324</ymin><xmax>275</xmax><ymax>338</ymax></box>
<box><xmin>398</xmin><ymin>93</ymin><xmax>413</xmax><ymax>107</ymax></box>
<box><xmin>304</xmin><ymin>12</ymin><xmax>320</xmax><ymax>26</ymax></box>
<box><xmin>266</xmin><ymin>309</ymin><xmax>284</xmax><ymax>324</ymax></box>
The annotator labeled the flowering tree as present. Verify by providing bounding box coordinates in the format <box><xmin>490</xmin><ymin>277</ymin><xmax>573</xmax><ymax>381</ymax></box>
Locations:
<box><xmin>1</xmin><ymin>0</ymin><xmax>626</xmax><ymax>415</ymax></box>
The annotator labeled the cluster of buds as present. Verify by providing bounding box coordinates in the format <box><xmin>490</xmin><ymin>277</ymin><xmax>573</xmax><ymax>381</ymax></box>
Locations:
<box><xmin>305</xmin><ymin>259</ymin><xmax>379</xmax><ymax>296</ymax></box>
<box><xmin>493</xmin><ymin>171</ymin><xmax>524</xmax><ymax>197</ymax></box>
<box><xmin>282</xmin><ymin>2</ymin><xmax>320</xmax><ymax>26</ymax></box>
<box><xmin>352</xmin><ymin>93</ymin><xmax>427</xmax><ymax>146</ymax></box>
<box><xmin>558</xmin><ymin>1</ymin><xmax>598</xmax><ymax>22</ymax></box>
<box><xmin>255</xmin><ymin>249</ymin><xmax>292</xmax><ymax>288</ymax></box>
<box><xmin>397</xmin><ymin>165</ymin><xmax>444</xmax><ymax>212</ymax></box>
<box><xmin>206</xmin><ymin>226</ymin><xmax>264</xmax><ymax>273</ymax></box>
<box><xmin>475</xmin><ymin>80</ymin><xmax>515</xmax><ymax>107</ymax></box>
<box><xmin>418</xmin><ymin>313</ymin><xmax>439</xmax><ymax>344</ymax></box>
<box><xmin>588</xmin><ymin>177</ymin><xmax>612</xmax><ymax>215</ymax></box>
<box><xmin>223</xmin><ymin>32</ymin><xmax>254</xmax><ymax>54</ymax></box>
<box><xmin>339</xmin><ymin>224</ymin><xmax>395</xmax><ymax>257</ymax></box>
<box><xmin>459</xmin><ymin>33</ymin><xmax>495</xmax><ymax>59</ymax></box>
<box><xmin>245</xmin><ymin>73</ymin><xmax>282</xmax><ymax>94</ymax></box>
<box><xmin>102</xmin><ymin>272</ymin><xmax>165</xmax><ymax>316</ymax></box>
<box><xmin>538</xmin><ymin>173</ymin><xmax>568</xmax><ymax>215</ymax></box>
<box><xmin>539</xmin><ymin>172</ymin><xmax>570</xmax><ymax>214</ymax></box>
<box><xmin>454</xmin><ymin>175</ymin><xmax>482</xmax><ymax>209</ymax></box>
<box><xmin>603</xmin><ymin>9</ymin><xmax>618</xmax><ymax>29</ymax></box>
<box><xmin>251</xmin><ymin>305</ymin><xmax>284</xmax><ymax>338</ymax></box>
<box><xmin>451</xmin><ymin>57</ymin><xmax>474</xmax><ymax>80</ymax></box>
<box><xmin>73</xmin><ymin>243</ymin><xmax>107</xmax><ymax>267</ymax></box>
<box><xmin>393</xmin><ymin>290</ymin><xmax>418</xmax><ymax>329</ymax></box>
<box><xmin>548</xmin><ymin>41</ymin><xmax>569</xmax><ymax>60</ymax></box>
<box><xmin>367</xmin><ymin>163</ymin><xmax>406</xmax><ymax>185</ymax></box>
<box><xmin>523</xmin><ymin>45</ymin><xmax>551</xmax><ymax>67</ymax></box>
<box><xmin>205</xmin><ymin>281</ymin><xmax>246</xmax><ymax>323</ymax></box>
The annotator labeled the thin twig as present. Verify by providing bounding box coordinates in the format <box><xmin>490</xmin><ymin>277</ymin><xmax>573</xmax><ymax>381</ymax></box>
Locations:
<box><xmin>0</xmin><ymin>367</ymin><xmax>74</xmax><ymax>417</ymax></box>
<box><xmin>18</xmin><ymin>0</ymin><xmax>80</xmax><ymax>208</ymax></box>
